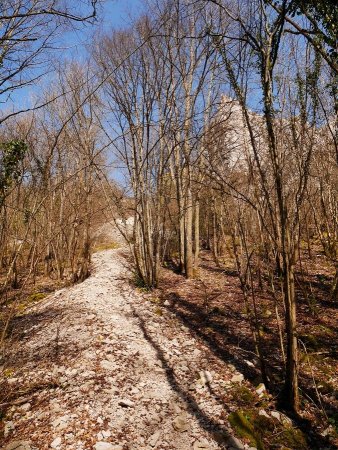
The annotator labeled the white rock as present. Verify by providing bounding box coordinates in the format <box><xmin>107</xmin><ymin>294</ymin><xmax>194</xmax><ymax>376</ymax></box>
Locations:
<box><xmin>255</xmin><ymin>383</ymin><xmax>266</xmax><ymax>396</ymax></box>
<box><xmin>193</xmin><ymin>438</ymin><xmax>210</xmax><ymax>449</ymax></box>
<box><xmin>118</xmin><ymin>398</ymin><xmax>134</xmax><ymax>407</ymax></box>
<box><xmin>100</xmin><ymin>360</ymin><xmax>115</xmax><ymax>371</ymax></box>
<box><xmin>148</xmin><ymin>430</ymin><xmax>161</xmax><ymax>447</ymax></box>
<box><xmin>172</xmin><ymin>414</ymin><xmax>189</xmax><ymax>432</ymax></box>
<box><xmin>20</xmin><ymin>403</ymin><xmax>31</xmax><ymax>412</ymax></box>
<box><xmin>226</xmin><ymin>435</ymin><xmax>244</xmax><ymax>449</ymax></box>
<box><xmin>97</xmin><ymin>429</ymin><xmax>112</xmax><ymax>440</ymax></box>
<box><xmin>199</xmin><ymin>370</ymin><xmax>213</xmax><ymax>386</ymax></box>
<box><xmin>4</xmin><ymin>421</ymin><xmax>15</xmax><ymax>437</ymax></box>
<box><xmin>258</xmin><ymin>409</ymin><xmax>269</xmax><ymax>418</ymax></box>
<box><xmin>321</xmin><ymin>426</ymin><xmax>332</xmax><ymax>437</ymax></box>
<box><xmin>37</xmin><ymin>411</ymin><xmax>50</xmax><ymax>420</ymax></box>
<box><xmin>244</xmin><ymin>359</ymin><xmax>255</xmax><ymax>367</ymax></box>
<box><xmin>94</xmin><ymin>444</ymin><xmax>121</xmax><ymax>450</ymax></box>
<box><xmin>231</xmin><ymin>373</ymin><xmax>244</xmax><ymax>383</ymax></box>
<box><xmin>97</xmin><ymin>432</ymin><xmax>104</xmax><ymax>441</ymax></box>
<box><xmin>50</xmin><ymin>437</ymin><xmax>62</xmax><ymax>448</ymax></box>
<box><xmin>271</xmin><ymin>411</ymin><xmax>281</xmax><ymax>421</ymax></box>
<box><xmin>50</xmin><ymin>402</ymin><xmax>62</xmax><ymax>413</ymax></box>
<box><xmin>52</xmin><ymin>415</ymin><xmax>69</xmax><ymax>430</ymax></box>
<box><xmin>80</xmin><ymin>370</ymin><xmax>96</xmax><ymax>378</ymax></box>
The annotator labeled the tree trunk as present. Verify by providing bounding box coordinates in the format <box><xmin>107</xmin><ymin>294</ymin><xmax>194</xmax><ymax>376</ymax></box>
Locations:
<box><xmin>282</xmin><ymin>256</ymin><xmax>299</xmax><ymax>412</ymax></box>
<box><xmin>194</xmin><ymin>195</ymin><xmax>200</xmax><ymax>267</ymax></box>
<box><xmin>184</xmin><ymin>185</ymin><xmax>193</xmax><ymax>278</ymax></box>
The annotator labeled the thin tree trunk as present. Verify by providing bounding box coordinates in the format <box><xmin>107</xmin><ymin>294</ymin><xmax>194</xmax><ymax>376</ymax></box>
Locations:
<box><xmin>194</xmin><ymin>195</ymin><xmax>200</xmax><ymax>267</ymax></box>
<box><xmin>282</xmin><ymin>253</ymin><xmax>299</xmax><ymax>411</ymax></box>
<box><xmin>184</xmin><ymin>185</ymin><xmax>193</xmax><ymax>278</ymax></box>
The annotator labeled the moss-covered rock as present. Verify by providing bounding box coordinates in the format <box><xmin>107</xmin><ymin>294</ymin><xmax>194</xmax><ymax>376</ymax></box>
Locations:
<box><xmin>228</xmin><ymin>410</ymin><xmax>265</xmax><ymax>450</ymax></box>
<box><xmin>229</xmin><ymin>409</ymin><xmax>308</xmax><ymax>450</ymax></box>
<box><xmin>27</xmin><ymin>292</ymin><xmax>46</xmax><ymax>303</ymax></box>
<box><xmin>275</xmin><ymin>426</ymin><xmax>308</xmax><ymax>449</ymax></box>
<box><xmin>231</xmin><ymin>385</ymin><xmax>257</xmax><ymax>406</ymax></box>
<box><xmin>16</xmin><ymin>292</ymin><xmax>47</xmax><ymax>313</ymax></box>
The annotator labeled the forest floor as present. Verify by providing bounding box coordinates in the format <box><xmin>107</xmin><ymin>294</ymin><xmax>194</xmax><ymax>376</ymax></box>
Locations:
<box><xmin>0</xmin><ymin>234</ymin><xmax>337</xmax><ymax>450</ymax></box>
<box><xmin>155</xmin><ymin>249</ymin><xmax>338</xmax><ymax>450</ymax></box>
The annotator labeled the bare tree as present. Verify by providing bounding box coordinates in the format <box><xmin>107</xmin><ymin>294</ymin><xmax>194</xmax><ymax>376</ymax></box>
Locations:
<box><xmin>0</xmin><ymin>0</ymin><xmax>100</xmax><ymax>123</ymax></box>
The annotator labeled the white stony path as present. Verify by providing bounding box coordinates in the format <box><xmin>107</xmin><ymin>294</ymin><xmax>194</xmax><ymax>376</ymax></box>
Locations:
<box><xmin>2</xmin><ymin>249</ymin><xmax>246</xmax><ymax>450</ymax></box>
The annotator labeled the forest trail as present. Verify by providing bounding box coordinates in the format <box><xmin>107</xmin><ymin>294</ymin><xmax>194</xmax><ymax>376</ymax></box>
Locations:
<box><xmin>2</xmin><ymin>247</ymin><xmax>247</xmax><ymax>450</ymax></box>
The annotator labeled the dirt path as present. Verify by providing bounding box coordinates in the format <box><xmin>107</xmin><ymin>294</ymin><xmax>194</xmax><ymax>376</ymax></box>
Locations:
<box><xmin>1</xmin><ymin>248</ymin><xmax>248</xmax><ymax>450</ymax></box>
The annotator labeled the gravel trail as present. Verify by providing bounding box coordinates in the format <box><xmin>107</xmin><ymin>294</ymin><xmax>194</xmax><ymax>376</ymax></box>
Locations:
<box><xmin>2</xmin><ymin>248</ymin><xmax>246</xmax><ymax>450</ymax></box>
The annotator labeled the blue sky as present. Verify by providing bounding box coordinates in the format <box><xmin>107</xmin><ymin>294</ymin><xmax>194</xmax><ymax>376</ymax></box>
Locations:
<box><xmin>1</xmin><ymin>0</ymin><xmax>144</xmax><ymax>113</ymax></box>
<box><xmin>61</xmin><ymin>0</ymin><xmax>144</xmax><ymax>55</ymax></box>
